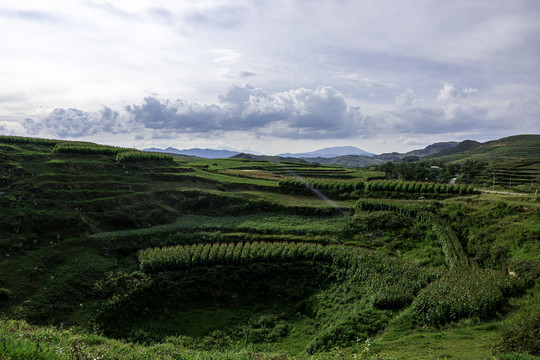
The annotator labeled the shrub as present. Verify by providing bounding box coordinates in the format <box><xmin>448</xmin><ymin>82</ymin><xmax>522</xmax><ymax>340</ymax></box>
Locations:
<box><xmin>0</xmin><ymin>288</ymin><xmax>13</xmax><ymax>300</ymax></box>
<box><xmin>0</xmin><ymin>135</ymin><xmax>57</xmax><ymax>146</ymax></box>
<box><xmin>53</xmin><ymin>143</ymin><xmax>134</xmax><ymax>155</ymax></box>
<box><xmin>495</xmin><ymin>290</ymin><xmax>540</xmax><ymax>356</ymax></box>
<box><xmin>412</xmin><ymin>269</ymin><xmax>524</xmax><ymax>326</ymax></box>
<box><xmin>139</xmin><ymin>241</ymin><xmax>437</xmax><ymax>312</ymax></box>
<box><xmin>116</xmin><ymin>151</ymin><xmax>173</xmax><ymax>163</ymax></box>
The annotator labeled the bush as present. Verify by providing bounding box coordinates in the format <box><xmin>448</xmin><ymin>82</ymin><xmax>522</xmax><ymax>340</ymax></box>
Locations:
<box><xmin>0</xmin><ymin>287</ymin><xmax>13</xmax><ymax>300</ymax></box>
<box><xmin>0</xmin><ymin>135</ymin><xmax>57</xmax><ymax>146</ymax></box>
<box><xmin>412</xmin><ymin>269</ymin><xmax>524</xmax><ymax>326</ymax></box>
<box><xmin>495</xmin><ymin>290</ymin><xmax>540</xmax><ymax>355</ymax></box>
<box><xmin>53</xmin><ymin>143</ymin><xmax>133</xmax><ymax>155</ymax></box>
<box><xmin>116</xmin><ymin>151</ymin><xmax>173</xmax><ymax>163</ymax></box>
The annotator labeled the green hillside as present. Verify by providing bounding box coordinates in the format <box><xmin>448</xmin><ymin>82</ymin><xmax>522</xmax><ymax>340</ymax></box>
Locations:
<box><xmin>1</xmin><ymin>135</ymin><xmax>539</xmax><ymax>360</ymax></box>
<box><xmin>430</xmin><ymin>135</ymin><xmax>540</xmax><ymax>163</ymax></box>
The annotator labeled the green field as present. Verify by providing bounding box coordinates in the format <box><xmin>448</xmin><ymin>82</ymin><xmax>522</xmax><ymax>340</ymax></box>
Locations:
<box><xmin>1</xmin><ymin>135</ymin><xmax>539</xmax><ymax>359</ymax></box>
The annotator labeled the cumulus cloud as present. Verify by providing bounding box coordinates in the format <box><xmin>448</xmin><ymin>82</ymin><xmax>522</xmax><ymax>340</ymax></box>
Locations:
<box><xmin>395</xmin><ymin>88</ymin><xmax>421</xmax><ymax>108</ymax></box>
<box><xmin>391</xmin><ymin>83</ymin><xmax>505</xmax><ymax>134</ymax></box>
<box><xmin>123</xmin><ymin>84</ymin><xmax>372</xmax><ymax>139</ymax></box>
<box><xmin>23</xmin><ymin>107</ymin><xmax>124</xmax><ymax>137</ymax></box>
<box><xmin>125</xmin><ymin>97</ymin><xmax>225</xmax><ymax>132</ymax></box>
<box><xmin>20</xmin><ymin>83</ymin><xmax>538</xmax><ymax>143</ymax></box>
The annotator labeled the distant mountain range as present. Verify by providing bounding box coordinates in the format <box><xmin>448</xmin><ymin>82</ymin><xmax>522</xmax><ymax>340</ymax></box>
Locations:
<box><xmin>144</xmin><ymin>135</ymin><xmax>540</xmax><ymax>168</ymax></box>
<box><xmin>232</xmin><ymin>141</ymin><xmax>467</xmax><ymax>166</ymax></box>
<box><xmin>278</xmin><ymin>146</ymin><xmax>375</xmax><ymax>158</ymax></box>
<box><xmin>143</xmin><ymin>147</ymin><xmax>240</xmax><ymax>159</ymax></box>
<box><xmin>296</xmin><ymin>141</ymin><xmax>481</xmax><ymax>167</ymax></box>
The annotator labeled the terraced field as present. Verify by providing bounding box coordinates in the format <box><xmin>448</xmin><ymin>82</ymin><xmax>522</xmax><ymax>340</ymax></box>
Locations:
<box><xmin>0</xmin><ymin>135</ymin><xmax>539</xmax><ymax>359</ymax></box>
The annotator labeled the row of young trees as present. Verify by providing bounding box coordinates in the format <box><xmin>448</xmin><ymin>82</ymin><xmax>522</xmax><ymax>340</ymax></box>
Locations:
<box><xmin>278</xmin><ymin>178</ymin><xmax>364</xmax><ymax>198</ymax></box>
<box><xmin>116</xmin><ymin>151</ymin><xmax>173</xmax><ymax>163</ymax></box>
<box><xmin>138</xmin><ymin>241</ymin><xmax>436</xmax><ymax>310</ymax></box>
<box><xmin>50</xmin><ymin>143</ymin><xmax>174</xmax><ymax>163</ymax></box>
<box><xmin>366</xmin><ymin>180</ymin><xmax>476</xmax><ymax>195</ymax></box>
<box><xmin>0</xmin><ymin>135</ymin><xmax>58</xmax><ymax>146</ymax></box>
<box><xmin>53</xmin><ymin>143</ymin><xmax>134</xmax><ymax>155</ymax></box>
<box><xmin>375</xmin><ymin>160</ymin><xmax>488</xmax><ymax>184</ymax></box>
<box><xmin>278</xmin><ymin>178</ymin><xmax>477</xmax><ymax>199</ymax></box>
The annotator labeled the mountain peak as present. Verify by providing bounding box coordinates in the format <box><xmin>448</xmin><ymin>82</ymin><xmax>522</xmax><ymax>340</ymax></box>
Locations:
<box><xmin>278</xmin><ymin>146</ymin><xmax>375</xmax><ymax>158</ymax></box>
<box><xmin>143</xmin><ymin>147</ymin><xmax>240</xmax><ymax>159</ymax></box>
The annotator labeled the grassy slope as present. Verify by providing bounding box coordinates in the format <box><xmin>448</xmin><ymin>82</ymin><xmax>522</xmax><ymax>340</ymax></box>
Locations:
<box><xmin>430</xmin><ymin>134</ymin><xmax>540</xmax><ymax>163</ymax></box>
<box><xmin>1</xmin><ymin>135</ymin><xmax>539</xmax><ymax>360</ymax></box>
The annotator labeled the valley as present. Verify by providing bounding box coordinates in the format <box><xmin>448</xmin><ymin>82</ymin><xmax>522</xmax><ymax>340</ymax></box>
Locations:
<box><xmin>0</xmin><ymin>135</ymin><xmax>539</xmax><ymax>360</ymax></box>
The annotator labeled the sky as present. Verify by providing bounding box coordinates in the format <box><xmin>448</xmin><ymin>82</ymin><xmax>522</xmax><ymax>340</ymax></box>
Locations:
<box><xmin>1</xmin><ymin>0</ymin><xmax>539</xmax><ymax>155</ymax></box>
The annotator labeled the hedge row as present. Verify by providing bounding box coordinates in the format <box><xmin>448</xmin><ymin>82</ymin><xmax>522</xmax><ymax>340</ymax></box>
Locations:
<box><xmin>366</xmin><ymin>180</ymin><xmax>477</xmax><ymax>195</ymax></box>
<box><xmin>139</xmin><ymin>241</ymin><xmax>437</xmax><ymax>310</ymax></box>
<box><xmin>116</xmin><ymin>151</ymin><xmax>174</xmax><ymax>163</ymax></box>
<box><xmin>0</xmin><ymin>135</ymin><xmax>57</xmax><ymax>146</ymax></box>
<box><xmin>53</xmin><ymin>143</ymin><xmax>134</xmax><ymax>155</ymax></box>
<box><xmin>278</xmin><ymin>178</ymin><xmax>477</xmax><ymax>200</ymax></box>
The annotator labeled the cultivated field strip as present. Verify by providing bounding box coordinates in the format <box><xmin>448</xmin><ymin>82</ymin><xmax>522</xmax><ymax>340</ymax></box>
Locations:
<box><xmin>138</xmin><ymin>241</ymin><xmax>438</xmax><ymax>310</ymax></box>
<box><xmin>355</xmin><ymin>199</ymin><xmax>472</xmax><ymax>268</ymax></box>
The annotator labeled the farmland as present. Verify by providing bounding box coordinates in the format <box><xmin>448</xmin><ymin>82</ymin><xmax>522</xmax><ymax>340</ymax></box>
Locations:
<box><xmin>0</xmin><ymin>135</ymin><xmax>539</xmax><ymax>359</ymax></box>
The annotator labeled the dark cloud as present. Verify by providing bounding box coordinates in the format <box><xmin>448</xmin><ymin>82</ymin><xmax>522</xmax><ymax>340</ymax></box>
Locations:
<box><xmin>125</xmin><ymin>97</ymin><xmax>225</xmax><ymax>132</ymax></box>
<box><xmin>222</xmin><ymin>70</ymin><xmax>258</xmax><ymax>79</ymax></box>
<box><xmin>123</xmin><ymin>84</ymin><xmax>371</xmax><ymax>139</ymax></box>
<box><xmin>23</xmin><ymin>107</ymin><xmax>122</xmax><ymax>138</ymax></box>
<box><xmin>238</xmin><ymin>71</ymin><xmax>257</xmax><ymax>78</ymax></box>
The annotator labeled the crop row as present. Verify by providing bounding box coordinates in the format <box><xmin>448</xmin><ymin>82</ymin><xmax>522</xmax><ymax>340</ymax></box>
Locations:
<box><xmin>53</xmin><ymin>143</ymin><xmax>135</xmax><ymax>155</ymax></box>
<box><xmin>365</xmin><ymin>180</ymin><xmax>477</xmax><ymax>195</ymax></box>
<box><xmin>139</xmin><ymin>241</ymin><xmax>437</xmax><ymax>310</ymax></box>
<box><xmin>355</xmin><ymin>199</ymin><xmax>470</xmax><ymax>269</ymax></box>
<box><xmin>278</xmin><ymin>178</ymin><xmax>364</xmax><ymax>198</ymax></box>
<box><xmin>0</xmin><ymin>135</ymin><xmax>58</xmax><ymax>146</ymax></box>
<box><xmin>116</xmin><ymin>151</ymin><xmax>174</xmax><ymax>163</ymax></box>
<box><xmin>278</xmin><ymin>178</ymin><xmax>477</xmax><ymax>199</ymax></box>
<box><xmin>412</xmin><ymin>268</ymin><xmax>523</xmax><ymax>326</ymax></box>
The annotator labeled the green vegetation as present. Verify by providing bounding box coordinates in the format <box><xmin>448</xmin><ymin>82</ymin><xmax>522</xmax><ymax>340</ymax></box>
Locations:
<box><xmin>116</xmin><ymin>151</ymin><xmax>174</xmax><ymax>163</ymax></box>
<box><xmin>0</xmin><ymin>135</ymin><xmax>539</xmax><ymax>359</ymax></box>
<box><xmin>52</xmin><ymin>143</ymin><xmax>134</xmax><ymax>155</ymax></box>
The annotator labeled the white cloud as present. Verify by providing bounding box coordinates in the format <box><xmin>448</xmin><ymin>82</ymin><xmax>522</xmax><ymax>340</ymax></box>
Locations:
<box><xmin>212</xmin><ymin>49</ymin><xmax>243</xmax><ymax>65</ymax></box>
<box><xmin>0</xmin><ymin>1</ymin><xmax>538</xmax><ymax>153</ymax></box>
<box><xmin>340</xmin><ymin>74</ymin><xmax>397</xmax><ymax>88</ymax></box>
<box><xmin>395</xmin><ymin>89</ymin><xmax>420</xmax><ymax>108</ymax></box>
<box><xmin>23</xmin><ymin>107</ymin><xmax>125</xmax><ymax>138</ymax></box>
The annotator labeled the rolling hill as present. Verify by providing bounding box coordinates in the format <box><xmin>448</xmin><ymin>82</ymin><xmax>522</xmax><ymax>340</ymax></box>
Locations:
<box><xmin>0</xmin><ymin>134</ymin><xmax>538</xmax><ymax>360</ymax></box>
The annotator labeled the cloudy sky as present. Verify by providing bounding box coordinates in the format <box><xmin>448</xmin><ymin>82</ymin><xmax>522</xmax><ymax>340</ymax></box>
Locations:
<box><xmin>1</xmin><ymin>0</ymin><xmax>539</xmax><ymax>154</ymax></box>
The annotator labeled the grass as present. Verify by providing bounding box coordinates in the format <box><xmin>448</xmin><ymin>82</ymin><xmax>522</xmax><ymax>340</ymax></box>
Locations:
<box><xmin>1</xmin><ymin>135</ymin><xmax>539</xmax><ymax>359</ymax></box>
<box><xmin>377</xmin><ymin>320</ymin><xmax>501</xmax><ymax>360</ymax></box>
<box><xmin>90</xmin><ymin>213</ymin><xmax>352</xmax><ymax>242</ymax></box>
